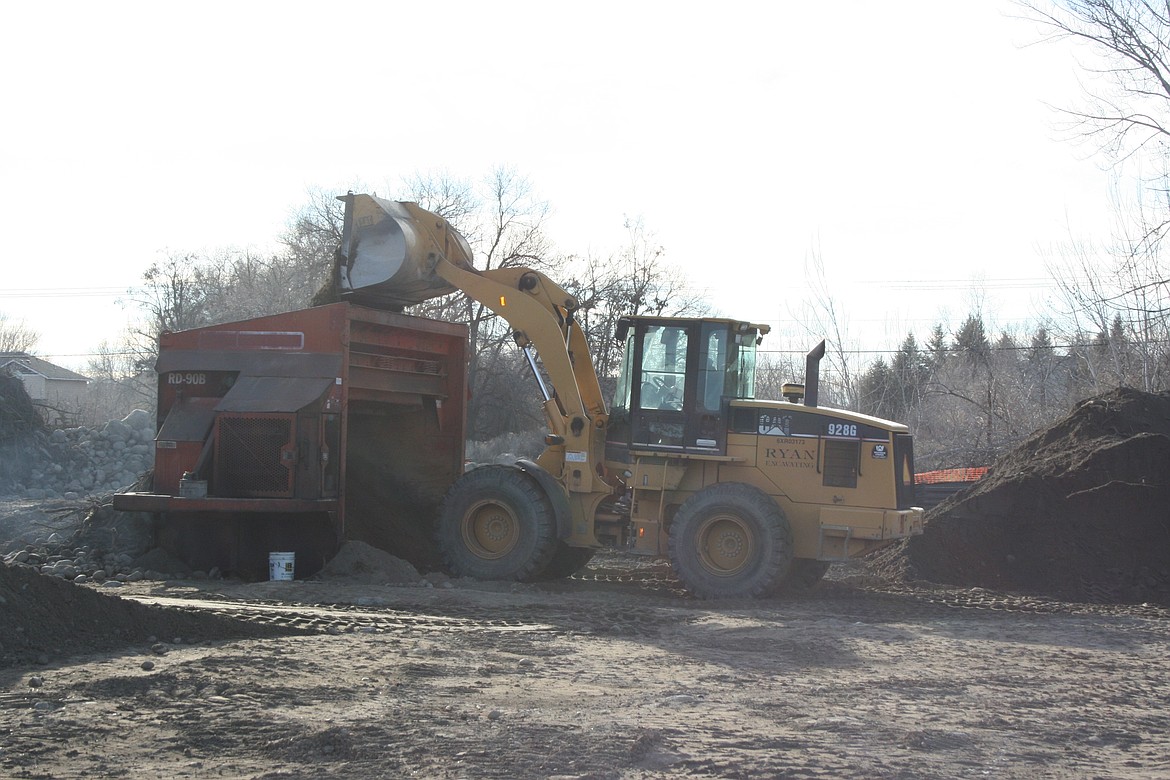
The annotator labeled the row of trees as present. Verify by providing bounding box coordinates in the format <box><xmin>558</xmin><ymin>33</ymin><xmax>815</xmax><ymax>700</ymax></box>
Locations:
<box><xmin>848</xmin><ymin>312</ymin><xmax>1167</xmax><ymax>468</ymax></box>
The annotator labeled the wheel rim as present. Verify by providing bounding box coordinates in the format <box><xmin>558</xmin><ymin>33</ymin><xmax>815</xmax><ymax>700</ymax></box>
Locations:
<box><xmin>461</xmin><ymin>499</ymin><xmax>520</xmax><ymax>560</ymax></box>
<box><xmin>695</xmin><ymin>512</ymin><xmax>755</xmax><ymax>576</ymax></box>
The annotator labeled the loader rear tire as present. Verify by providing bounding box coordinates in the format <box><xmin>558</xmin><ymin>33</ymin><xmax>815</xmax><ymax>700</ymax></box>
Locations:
<box><xmin>535</xmin><ymin>542</ymin><xmax>596</xmax><ymax>580</ymax></box>
<box><xmin>437</xmin><ymin>465</ymin><xmax>558</xmax><ymax>582</ymax></box>
<box><xmin>669</xmin><ymin>483</ymin><xmax>793</xmax><ymax>599</ymax></box>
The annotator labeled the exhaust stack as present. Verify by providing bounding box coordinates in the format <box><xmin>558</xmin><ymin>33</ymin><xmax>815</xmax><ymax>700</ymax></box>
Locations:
<box><xmin>804</xmin><ymin>340</ymin><xmax>826</xmax><ymax>408</ymax></box>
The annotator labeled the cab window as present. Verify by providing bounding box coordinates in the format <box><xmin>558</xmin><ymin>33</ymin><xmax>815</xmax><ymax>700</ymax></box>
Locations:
<box><xmin>639</xmin><ymin>325</ymin><xmax>687</xmax><ymax>410</ymax></box>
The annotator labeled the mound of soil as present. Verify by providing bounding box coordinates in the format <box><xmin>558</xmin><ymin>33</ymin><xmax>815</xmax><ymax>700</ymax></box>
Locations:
<box><xmin>315</xmin><ymin>540</ymin><xmax>422</xmax><ymax>585</ymax></box>
<box><xmin>888</xmin><ymin>387</ymin><xmax>1170</xmax><ymax>604</ymax></box>
<box><xmin>0</xmin><ymin>563</ymin><xmax>297</xmax><ymax>668</ymax></box>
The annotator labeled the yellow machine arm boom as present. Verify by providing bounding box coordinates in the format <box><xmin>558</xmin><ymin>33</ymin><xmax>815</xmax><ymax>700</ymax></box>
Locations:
<box><xmin>336</xmin><ymin>194</ymin><xmax>611</xmax><ymax>492</ymax></box>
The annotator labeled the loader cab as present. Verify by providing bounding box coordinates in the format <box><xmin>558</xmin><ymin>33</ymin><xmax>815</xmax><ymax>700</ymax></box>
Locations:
<box><xmin>606</xmin><ymin>316</ymin><xmax>765</xmax><ymax>459</ymax></box>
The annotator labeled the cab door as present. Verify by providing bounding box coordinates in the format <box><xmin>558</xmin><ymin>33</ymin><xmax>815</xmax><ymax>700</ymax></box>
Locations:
<box><xmin>630</xmin><ymin>322</ymin><xmax>690</xmax><ymax>450</ymax></box>
<box><xmin>689</xmin><ymin>321</ymin><xmax>732</xmax><ymax>453</ymax></box>
<box><xmin>626</xmin><ymin>320</ymin><xmax>731</xmax><ymax>454</ymax></box>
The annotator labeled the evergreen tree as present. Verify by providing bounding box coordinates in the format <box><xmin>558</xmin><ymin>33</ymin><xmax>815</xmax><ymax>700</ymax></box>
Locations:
<box><xmin>926</xmin><ymin>323</ymin><xmax>949</xmax><ymax>372</ymax></box>
<box><xmin>954</xmin><ymin>314</ymin><xmax>991</xmax><ymax>374</ymax></box>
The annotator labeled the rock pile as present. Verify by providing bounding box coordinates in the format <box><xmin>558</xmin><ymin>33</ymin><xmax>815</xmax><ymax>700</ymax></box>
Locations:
<box><xmin>1</xmin><ymin>409</ymin><xmax>155</xmax><ymax>500</ymax></box>
<box><xmin>0</xmin><ymin>501</ymin><xmax>186</xmax><ymax>583</ymax></box>
<box><xmin>3</xmin><ymin>530</ymin><xmax>204</xmax><ymax>586</ymax></box>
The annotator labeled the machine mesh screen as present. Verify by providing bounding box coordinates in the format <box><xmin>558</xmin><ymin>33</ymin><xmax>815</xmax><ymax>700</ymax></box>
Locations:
<box><xmin>217</xmin><ymin>415</ymin><xmax>293</xmax><ymax>496</ymax></box>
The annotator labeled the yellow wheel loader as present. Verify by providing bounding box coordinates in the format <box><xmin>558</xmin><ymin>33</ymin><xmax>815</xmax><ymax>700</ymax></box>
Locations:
<box><xmin>336</xmin><ymin>193</ymin><xmax>923</xmax><ymax>598</ymax></box>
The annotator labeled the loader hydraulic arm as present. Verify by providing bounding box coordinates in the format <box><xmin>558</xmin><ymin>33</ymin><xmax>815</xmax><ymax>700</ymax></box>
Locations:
<box><xmin>431</xmin><ymin>256</ymin><xmax>608</xmax><ymax>433</ymax></box>
<box><xmin>335</xmin><ymin>194</ymin><xmax>610</xmax><ymax>482</ymax></box>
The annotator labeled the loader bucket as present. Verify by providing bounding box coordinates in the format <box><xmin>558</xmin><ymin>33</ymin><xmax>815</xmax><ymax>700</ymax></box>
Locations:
<box><xmin>336</xmin><ymin>193</ymin><xmax>474</xmax><ymax>308</ymax></box>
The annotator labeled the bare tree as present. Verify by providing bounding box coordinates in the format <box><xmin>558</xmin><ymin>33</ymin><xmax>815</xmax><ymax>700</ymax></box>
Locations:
<box><xmin>1047</xmin><ymin>192</ymin><xmax>1170</xmax><ymax>390</ymax></box>
<box><xmin>564</xmin><ymin>217</ymin><xmax>709</xmax><ymax>392</ymax></box>
<box><xmin>81</xmin><ymin>339</ymin><xmax>154</xmax><ymax>424</ymax></box>
<box><xmin>401</xmin><ymin>171</ymin><xmax>479</xmax><ymax>229</ymax></box>
<box><xmin>130</xmin><ymin>253</ymin><xmax>217</xmax><ymax>334</ymax></box>
<box><xmin>461</xmin><ymin>167</ymin><xmax>554</xmax><ymax>439</ymax></box>
<box><xmin>1021</xmin><ymin>1</ymin><xmax>1170</xmax><ymax>154</ymax></box>
<box><xmin>792</xmin><ymin>250</ymin><xmax>860</xmax><ymax>408</ymax></box>
<box><xmin>608</xmin><ymin>216</ymin><xmax>706</xmax><ymax>318</ymax></box>
<box><xmin>284</xmin><ymin>186</ymin><xmax>348</xmax><ymax>306</ymax></box>
<box><xmin>1020</xmin><ymin>1</ymin><xmax>1170</xmax><ymax>397</ymax></box>
<box><xmin>0</xmin><ymin>312</ymin><xmax>39</xmax><ymax>353</ymax></box>
<box><xmin>1021</xmin><ymin>0</ymin><xmax>1170</xmax><ymax>244</ymax></box>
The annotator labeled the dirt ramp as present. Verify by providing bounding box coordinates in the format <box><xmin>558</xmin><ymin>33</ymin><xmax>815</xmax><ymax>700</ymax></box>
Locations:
<box><xmin>899</xmin><ymin>387</ymin><xmax>1170</xmax><ymax>604</ymax></box>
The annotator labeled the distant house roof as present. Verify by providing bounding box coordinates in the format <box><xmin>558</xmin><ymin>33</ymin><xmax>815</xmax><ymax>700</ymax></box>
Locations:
<box><xmin>0</xmin><ymin>353</ymin><xmax>89</xmax><ymax>383</ymax></box>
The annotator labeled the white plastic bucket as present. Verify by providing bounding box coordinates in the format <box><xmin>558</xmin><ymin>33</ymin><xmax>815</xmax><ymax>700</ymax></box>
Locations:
<box><xmin>268</xmin><ymin>552</ymin><xmax>295</xmax><ymax>581</ymax></box>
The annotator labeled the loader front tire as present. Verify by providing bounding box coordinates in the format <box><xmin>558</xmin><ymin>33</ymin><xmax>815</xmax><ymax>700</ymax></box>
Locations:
<box><xmin>437</xmin><ymin>465</ymin><xmax>558</xmax><ymax>582</ymax></box>
<box><xmin>669</xmin><ymin>483</ymin><xmax>793</xmax><ymax>599</ymax></box>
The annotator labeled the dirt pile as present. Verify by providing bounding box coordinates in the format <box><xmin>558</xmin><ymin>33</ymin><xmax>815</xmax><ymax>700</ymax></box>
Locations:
<box><xmin>887</xmin><ymin>387</ymin><xmax>1170</xmax><ymax>604</ymax></box>
<box><xmin>0</xmin><ymin>562</ymin><xmax>298</xmax><ymax>668</ymax></box>
<box><xmin>316</xmin><ymin>540</ymin><xmax>423</xmax><ymax>585</ymax></box>
<box><xmin>0</xmin><ymin>525</ymin><xmax>423</xmax><ymax>668</ymax></box>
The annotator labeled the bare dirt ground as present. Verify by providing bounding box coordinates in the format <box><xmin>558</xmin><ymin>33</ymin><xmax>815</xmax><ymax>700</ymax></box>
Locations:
<box><xmin>3</xmin><ymin>386</ymin><xmax>1169</xmax><ymax>778</ymax></box>
<box><xmin>3</xmin><ymin>555</ymin><xmax>1170</xmax><ymax>779</ymax></box>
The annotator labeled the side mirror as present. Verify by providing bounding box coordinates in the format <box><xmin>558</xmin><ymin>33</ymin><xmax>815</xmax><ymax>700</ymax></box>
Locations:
<box><xmin>615</xmin><ymin>317</ymin><xmax>631</xmax><ymax>344</ymax></box>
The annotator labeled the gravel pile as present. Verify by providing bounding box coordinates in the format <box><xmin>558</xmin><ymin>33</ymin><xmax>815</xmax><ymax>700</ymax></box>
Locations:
<box><xmin>2</xmin><ymin>534</ymin><xmax>209</xmax><ymax>586</ymax></box>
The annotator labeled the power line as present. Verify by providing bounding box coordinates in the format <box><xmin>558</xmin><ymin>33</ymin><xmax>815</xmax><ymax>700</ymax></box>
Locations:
<box><xmin>0</xmin><ymin>287</ymin><xmax>135</xmax><ymax>299</ymax></box>
<box><xmin>856</xmin><ymin>278</ymin><xmax>1056</xmax><ymax>291</ymax></box>
<box><xmin>35</xmin><ymin>351</ymin><xmax>141</xmax><ymax>359</ymax></box>
<box><xmin>758</xmin><ymin>340</ymin><xmax>1166</xmax><ymax>357</ymax></box>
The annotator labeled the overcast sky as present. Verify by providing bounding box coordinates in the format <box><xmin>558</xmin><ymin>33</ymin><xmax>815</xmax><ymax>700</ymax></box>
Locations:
<box><xmin>0</xmin><ymin>1</ymin><xmax>1120</xmax><ymax>369</ymax></box>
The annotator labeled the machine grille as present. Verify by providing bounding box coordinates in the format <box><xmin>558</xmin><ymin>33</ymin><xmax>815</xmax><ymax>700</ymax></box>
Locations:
<box><xmin>216</xmin><ymin>415</ymin><xmax>294</xmax><ymax>497</ymax></box>
<box><xmin>822</xmin><ymin>439</ymin><xmax>859</xmax><ymax>489</ymax></box>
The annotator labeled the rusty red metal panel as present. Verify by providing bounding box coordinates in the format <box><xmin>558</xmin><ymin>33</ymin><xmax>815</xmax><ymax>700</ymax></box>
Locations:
<box><xmin>112</xmin><ymin>493</ymin><xmax>339</xmax><ymax>514</ymax></box>
<box><xmin>152</xmin><ymin>397</ymin><xmax>218</xmax><ymax>493</ymax></box>
<box><xmin>160</xmin><ymin>302</ymin><xmax>351</xmax><ymax>354</ymax></box>
<box><xmin>154</xmin><ymin>440</ymin><xmax>204</xmax><ymax>495</ymax></box>
<box><xmin>197</xmin><ymin>330</ymin><xmax>306</xmax><ymax>351</ymax></box>
<box><xmin>131</xmin><ymin>302</ymin><xmax>471</xmax><ymax>575</ymax></box>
